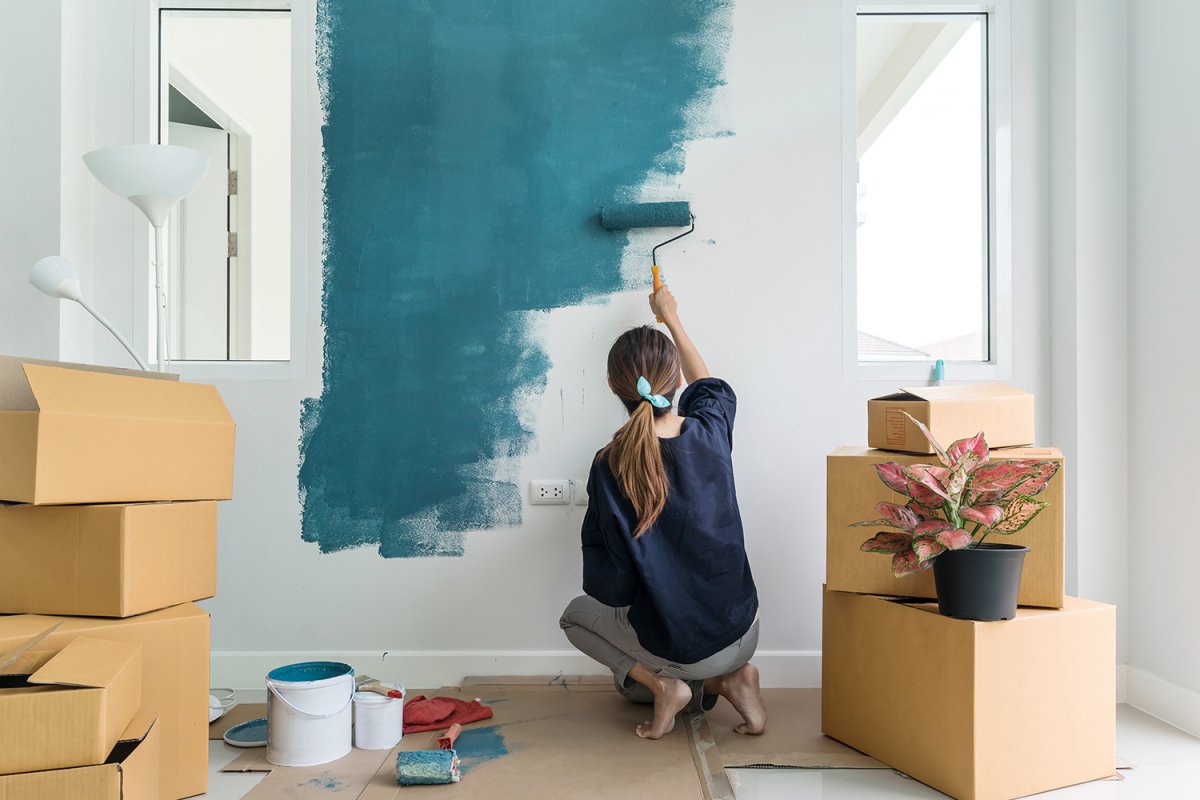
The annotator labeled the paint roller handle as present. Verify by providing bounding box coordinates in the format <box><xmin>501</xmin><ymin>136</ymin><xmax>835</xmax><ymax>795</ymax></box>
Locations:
<box><xmin>651</xmin><ymin>265</ymin><xmax>664</xmax><ymax>323</ymax></box>
<box><xmin>438</xmin><ymin>723</ymin><xmax>464</xmax><ymax>750</ymax></box>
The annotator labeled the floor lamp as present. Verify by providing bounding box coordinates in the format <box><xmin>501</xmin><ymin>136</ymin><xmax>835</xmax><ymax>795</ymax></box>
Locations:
<box><xmin>29</xmin><ymin>256</ymin><xmax>148</xmax><ymax>370</ymax></box>
<box><xmin>83</xmin><ymin>144</ymin><xmax>210</xmax><ymax>372</ymax></box>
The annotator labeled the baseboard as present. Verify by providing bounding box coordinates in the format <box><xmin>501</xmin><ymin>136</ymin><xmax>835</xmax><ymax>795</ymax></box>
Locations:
<box><xmin>1125</xmin><ymin>666</ymin><xmax>1200</xmax><ymax>738</ymax></box>
<box><xmin>211</xmin><ymin>650</ymin><xmax>822</xmax><ymax>693</ymax></box>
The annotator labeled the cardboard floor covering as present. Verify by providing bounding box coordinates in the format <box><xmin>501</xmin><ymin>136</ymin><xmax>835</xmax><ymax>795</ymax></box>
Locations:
<box><xmin>220</xmin><ymin>680</ymin><xmax>1129</xmax><ymax>798</ymax></box>
<box><xmin>229</xmin><ymin>683</ymin><xmax>710</xmax><ymax>800</ymax></box>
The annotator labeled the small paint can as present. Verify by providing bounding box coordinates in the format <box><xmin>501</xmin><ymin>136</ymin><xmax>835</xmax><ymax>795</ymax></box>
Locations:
<box><xmin>353</xmin><ymin>687</ymin><xmax>405</xmax><ymax>750</ymax></box>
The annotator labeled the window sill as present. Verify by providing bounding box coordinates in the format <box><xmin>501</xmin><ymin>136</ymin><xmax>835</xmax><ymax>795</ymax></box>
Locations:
<box><xmin>167</xmin><ymin>360</ymin><xmax>295</xmax><ymax>382</ymax></box>
<box><xmin>853</xmin><ymin>360</ymin><xmax>1012</xmax><ymax>383</ymax></box>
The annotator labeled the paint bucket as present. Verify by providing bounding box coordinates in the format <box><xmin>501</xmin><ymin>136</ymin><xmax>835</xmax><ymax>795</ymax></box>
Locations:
<box><xmin>266</xmin><ymin>661</ymin><xmax>355</xmax><ymax>766</ymax></box>
<box><xmin>353</xmin><ymin>687</ymin><xmax>405</xmax><ymax>750</ymax></box>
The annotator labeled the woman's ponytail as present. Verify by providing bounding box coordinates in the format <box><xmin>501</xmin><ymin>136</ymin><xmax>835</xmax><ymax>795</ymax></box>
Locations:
<box><xmin>600</xmin><ymin>326</ymin><xmax>681</xmax><ymax>538</ymax></box>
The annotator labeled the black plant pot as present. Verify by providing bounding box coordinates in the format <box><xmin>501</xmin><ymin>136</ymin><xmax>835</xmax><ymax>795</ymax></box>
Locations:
<box><xmin>933</xmin><ymin>543</ymin><xmax>1030</xmax><ymax>621</ymax></box>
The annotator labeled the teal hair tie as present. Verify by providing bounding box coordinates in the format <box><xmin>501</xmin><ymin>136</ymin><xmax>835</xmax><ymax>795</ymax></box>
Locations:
<box><xmin>637</xmin><ymin>376</ymin><xmax>671</xmax><ymax>409</ymax></box>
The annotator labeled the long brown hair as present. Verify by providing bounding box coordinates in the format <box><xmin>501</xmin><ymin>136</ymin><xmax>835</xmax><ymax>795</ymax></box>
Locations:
<box><xmin>600</xmin><ymin>326</ymin><xmax>681</xmax><ymax>538</ymax></box>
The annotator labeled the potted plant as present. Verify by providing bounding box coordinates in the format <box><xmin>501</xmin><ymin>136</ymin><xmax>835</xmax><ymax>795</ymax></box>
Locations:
<box><xmin>852</xmin><ymin>413</ymin><xmax>1060</xmax><ymax>621</ymax></box>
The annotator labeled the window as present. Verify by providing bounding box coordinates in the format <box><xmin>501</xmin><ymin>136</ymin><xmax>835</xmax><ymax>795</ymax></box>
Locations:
<box><xmin>846</xmin><ymin>4</ymin><xmax>1011</xmax><ymax>379</ymax></box>
<box><xmin>159</xmin><ymin>7</ymin><xmax>291</xmax><ymax>362</ymax></box>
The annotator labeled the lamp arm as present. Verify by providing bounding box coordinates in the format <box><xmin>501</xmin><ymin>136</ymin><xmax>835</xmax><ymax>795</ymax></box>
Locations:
<box><xmin>75</xmin><ymin>296</ymin><xmax>149</xmax><ymax>371</ymax></box>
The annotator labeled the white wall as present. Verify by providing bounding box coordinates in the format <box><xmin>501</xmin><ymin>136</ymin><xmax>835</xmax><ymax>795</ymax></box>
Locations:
<box><xmin>1126</xmin><ymin>0</ymin><xmax>1200</xmax><ymax>734</ymax></box>
<box><xmin>0</xmin><ymin>2</ymin><xmax>65</xmax><ymax>360</ymax></box>
<box><xmin>1048</xmin><ymin>0</ymin><xmax>1129</xmax><ymax>660</ymax></box>
<box><xmin>20</xmin><ymin>0</ymin><xmax>1058</xmax><ymax>690</ymax></box>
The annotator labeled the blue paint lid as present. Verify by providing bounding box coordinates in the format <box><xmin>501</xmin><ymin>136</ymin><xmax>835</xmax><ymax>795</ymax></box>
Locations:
<box><xmin>267</xmin><ymin>661</ymin><xmax>354</xmax><ymax>683</ymax></box>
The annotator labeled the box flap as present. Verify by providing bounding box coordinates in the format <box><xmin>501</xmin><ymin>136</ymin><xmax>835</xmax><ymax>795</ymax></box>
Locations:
<box><xmin>0</xmin><ymin>357</ymin><xmax>176</xmax><ymax>413</ymax></box>
<box><xmin>28</xmin><ymin>638</ymin><xmax>141</xmax><ymax>689</ymax></box>
<box><xmin>21</xmin><ymin>364</ymin><xmax>228</xmax><ymax>423</ymax></box>
<box><xmin>0</xmin><ymin>623</ymin><xmax>62</xmax><ymax>674</ymax></box>
<box><xmin>117</xmin><ymin>713</ymin><xmax>157</xmax><ymax>744</ymax></box>
<box><xmin>896</xmin><ymin>384</ymin><xmax>1032</xmax><ymax>402</ymax></box>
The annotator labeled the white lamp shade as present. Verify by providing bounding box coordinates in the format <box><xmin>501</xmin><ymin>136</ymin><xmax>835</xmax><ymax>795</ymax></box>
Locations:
<box><xmin>30</xmin><ymin>256</ymin><xmax>82</xmax><ymax>302</ymax></box>
<box><xmin>83</xmin><ymin>144</ymin><xmax>210</xmax><ymax>226</ymax></box>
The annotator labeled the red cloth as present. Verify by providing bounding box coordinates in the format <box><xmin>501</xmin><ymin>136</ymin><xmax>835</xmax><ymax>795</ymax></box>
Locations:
<box><xmin>402</xmin><ymin>695</ymin><xmax>493</xmax><ymax>734</ymax></box>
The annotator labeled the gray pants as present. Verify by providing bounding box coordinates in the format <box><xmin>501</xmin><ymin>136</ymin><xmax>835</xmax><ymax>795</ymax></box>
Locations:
<box><xmin>559</xmin><ymin>595</ymin><xmax>760</xmax><ymax>710</ymax></box>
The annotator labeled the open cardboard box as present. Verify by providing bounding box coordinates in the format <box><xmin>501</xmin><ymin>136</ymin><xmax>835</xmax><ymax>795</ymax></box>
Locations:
<box><xmin>0</xmin><ymin>636</ymin><xmax>142</xmax><ymax>776</ymax></box>
<box><xmin>0</xmin><ymin>501</ymin><xmax>217</xmax><ymax>617</ymax></box>
<box><xmin>0</xmin><ymin>604</ymin><xmax>209</xmax><ymax>799</ymax></box>
<box><xmin>868</xmin><ymin>384</ymin><xmax>1034</xmax><ymax>454</ymax></box>
<box><xmin>0</xmin><ymin>356</ymin><xmax>235</xmax><ymax>505</ymax></box>
<box><xmin>822</xmin><ymin>588</ymin><xmax>1116</xmax><ymax>800</ymax></box>
<box><xmin>0</xmin><ymin>714</ymin><xmax>160</xmax><ymax>800</ymax></box>
<box><xmin>827</xmin><ymin>446</ymin><xmax>1065</xmax><ymax>608</ymax></box>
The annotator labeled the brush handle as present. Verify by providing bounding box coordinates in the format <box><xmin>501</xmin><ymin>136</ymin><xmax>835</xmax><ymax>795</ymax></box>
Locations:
<box><xmin>438</xmin><ymin>723</ymin><xmax>463</xmax><ymax>750</ymax></box>
<box><xmin>651</xmin><ymin>264</ymin><xmax>663</xmax><ymax>323</ymax></box>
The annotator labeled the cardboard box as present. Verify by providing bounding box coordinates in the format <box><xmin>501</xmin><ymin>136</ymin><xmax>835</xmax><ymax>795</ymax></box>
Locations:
<box><xmin>0</xmin><ymin>501</ymin><xmax>217</xmax><ymax>618</ymax></box>
<box><xmin>0</xmin><ymin>357</ymin><xmax>235</xmax><ymax>505</ymax></box>
<box><xmin>0</xmin><ymin>637</ymin><xmax>142</xmax><ymax>776</ymax></box>
<box><xmin>822</xmin><ymin>589</ymin><xmax>1116</xmax><ymax>800</ymax></box>
<box><xmin>0</xmin><ymin>714</ymin><xmax>160</xmax><ymax>800</ymax></box>
<box><xmin>827</xmin><ymin>446</ymin><xmax>1065</xmax><ymax>608</ymax></box>
<box><xmin>868</xmin><ymin>384</ymin><xmax>1034</xmax><ymax>454</ymax></box>
<box><xmin>0</xmin><ymin>604</ymin><xmax>210</xmax><ymax>799</ymax></box>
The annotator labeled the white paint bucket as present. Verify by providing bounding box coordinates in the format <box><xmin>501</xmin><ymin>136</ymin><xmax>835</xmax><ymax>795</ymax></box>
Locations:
<box><xmin>266</xmin><ymin>661</ymin><xmax>355</xmax><ymax>767</ymax></box>
<box><xmin>353</xmin><ymin>687</ymin><xmax>405</xmax><ymax>750</ymax></box>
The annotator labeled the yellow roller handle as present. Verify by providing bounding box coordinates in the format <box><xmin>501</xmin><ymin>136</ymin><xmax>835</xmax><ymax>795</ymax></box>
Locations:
<box><xmin>651</xmin><ymin>264</ymin><xmax>663</xmax><ymax>323</ymax></box>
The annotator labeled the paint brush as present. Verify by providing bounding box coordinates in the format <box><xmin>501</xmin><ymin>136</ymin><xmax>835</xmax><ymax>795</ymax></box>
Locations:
<box><xmin>355</xmin><ymin>674</ymin><xmax>405</xmax><ymax>699</ymax></box>
<box><xmin>396</xmin><ymin>723</ymin><xmax>463</xmax><ymax>785</ymax></box>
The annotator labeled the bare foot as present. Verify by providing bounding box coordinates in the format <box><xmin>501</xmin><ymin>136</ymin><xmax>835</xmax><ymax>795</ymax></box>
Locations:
<box><xmin>710</xmin><ymin>663</ymin><xmax>767</xmax><ymax>735</ymax></box>
<box><xmin>635</xmin><ymin>676</ymin><xmax>693</xmax><ymax>740</ymax></box>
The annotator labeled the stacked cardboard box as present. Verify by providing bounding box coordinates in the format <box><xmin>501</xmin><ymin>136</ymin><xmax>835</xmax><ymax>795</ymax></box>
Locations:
<box><xmin>0</xmin><ymin>356</ymin><xmax>234</xmax><ymax>799</ymax></box>
<box><xmin>821</xmin><ymin>385</ymin><xmax>1116</xmax><ymax>800</ymax></box>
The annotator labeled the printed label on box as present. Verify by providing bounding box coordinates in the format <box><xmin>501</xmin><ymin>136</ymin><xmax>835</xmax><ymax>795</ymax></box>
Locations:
<box><xmin>885</xmin><ymin>407</ymin><xmax>907</xmax><ymax>446</ymax></box>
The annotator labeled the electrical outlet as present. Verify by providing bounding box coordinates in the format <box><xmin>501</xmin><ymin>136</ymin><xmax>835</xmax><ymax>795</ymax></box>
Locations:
<box><xmin>529</xmin><ymin>479</ymin><xmax>570</xmax><ymax>505</ymax></box>
<box><xmin>572</xmin><ymin>478</ymin><xmax>589</xmax><ymax>506</ymax></box>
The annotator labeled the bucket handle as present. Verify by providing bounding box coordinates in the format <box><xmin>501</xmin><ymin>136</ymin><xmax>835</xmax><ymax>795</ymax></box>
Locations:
<box><xmin>267</xmin><ymin>679</ymin><xmax>355</xmax><ymax>720</ymax></box>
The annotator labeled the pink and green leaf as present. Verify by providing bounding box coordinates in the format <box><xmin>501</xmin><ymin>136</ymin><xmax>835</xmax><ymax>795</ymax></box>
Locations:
<box><xmin>934</xmin><ymin>527</ymin><xmax>973</xmax><ymax>550</ymax></box>
<box><xmin>906</xmin><ymin>501</ymin><xmax>945</xmax><ymax>521</ymax></box>
<box><xmin>912</xmin><ymin>535</ymin><xmax>947</xmax><ymax>563</ymax></box>
<box><xmin>990</xmin><ymin>494</ymin><xmax>1049</xmax><ymax>534</ymax></box>
<box><xmin>905</xmin><ymin>465</ymin><xmax>952</xmax><ymax>502</ymax></box>
<box><xmin>874</xmin><ymin>462</ymin><xmax>910</xmax><ymax>494</ymax></box>
<box><xmin>861</xmin><ymin>530</ymin><xmax>914</xmax><ymax>554</ymax></box>
<box><xmin>902</xmin><ymin>412</ymin><xmax>950</xmax><ymax>467</ymax></box>
<box><xmin>914</xmin><ymin>518</ymin><xmax>954</xmax><ymax>536</ymax></box>
<box><xmin>850</xmin><ymin>502</ymin><xmax>921</xmax><ymax>532</ymax></box>
<box><xmin>947</xmin><ymin>432</ymin><xmax>989</xmax><ymax>469</ymax></box>
<box><xmin>1009</xmin><ymin>461</ymin><xmax>1061</xmax><ymax>498</ymax></box>
<box><xmin>960</xmin><ymin>504</ymin><xmax>1004</xmax><ymax>527</ymax></box>
<box><xmin>967</xmin><ymin>460</ymin><xmax>1045</xmax><ymax>495</ymax></box>
<box><xmin>892</xmin><ymin>547</ymin><xmax>932</xmax><ymax>577</ymax></box>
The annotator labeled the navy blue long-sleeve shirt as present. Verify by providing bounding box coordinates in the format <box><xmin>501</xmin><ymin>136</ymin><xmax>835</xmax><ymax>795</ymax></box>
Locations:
<box><xmin>581</xmin><ymin>377</ymin><xmax>759</xmax><ymax>664</ymax></box>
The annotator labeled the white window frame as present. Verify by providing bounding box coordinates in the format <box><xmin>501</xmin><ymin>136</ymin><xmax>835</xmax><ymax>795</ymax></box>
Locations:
<box><xmin>842</xmin><ymin>0</ymin><xmax>1012</xmax><ymax>382</ymax></box>
<box><xmin>132</xmin><ymin>0</ymin><xmax>312</xmax><ymax>381</ymax></box>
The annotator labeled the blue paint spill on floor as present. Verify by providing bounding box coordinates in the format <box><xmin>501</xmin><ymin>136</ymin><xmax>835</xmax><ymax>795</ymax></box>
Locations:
<box><xmin>300</xmin><ymin>0</ymin><xmax>734</xmax><ymax>557</ymax></box>
<box><xmin>454</xmin><ymin>725</ymin><xmax>511</xmax><ymax>774</ymax></box>
<box><xmin>297</xmin><ymin>771</ymin><xmax>348</xmax><ymax>791</ymax></box>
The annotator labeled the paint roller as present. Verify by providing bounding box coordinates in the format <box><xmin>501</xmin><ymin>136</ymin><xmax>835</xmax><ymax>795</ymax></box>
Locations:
<box><xmin>600</xmin><ymin>201</ymin><xmax>695</xmax><ymax>323</ymax></box>
<box><xmin>396</xmin><ymin>723</ymin><xmax>463</xmax><ymax>785</ymax></box>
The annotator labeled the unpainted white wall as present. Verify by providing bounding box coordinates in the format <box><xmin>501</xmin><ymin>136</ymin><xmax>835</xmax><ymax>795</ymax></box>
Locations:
<box><xmin>1127</xmin><ymin>0</ymin><xmax>1200</xmax><ymax>711</ymax></box>
<box><xmin>0</xmin><ymin>2</ymin><xmax>65</xmax><ymax>360</ymax></box>
<box><xmin>1048</xmin><ymin>0</ymin><xmax>1129</xmax><ymax>661</ymax></box>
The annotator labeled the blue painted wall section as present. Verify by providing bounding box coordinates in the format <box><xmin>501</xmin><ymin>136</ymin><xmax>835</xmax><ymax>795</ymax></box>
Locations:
<box><xmin>300</xmin><ymin>0</ymin><xmax>733</xmax><ymax>557</ymax></box>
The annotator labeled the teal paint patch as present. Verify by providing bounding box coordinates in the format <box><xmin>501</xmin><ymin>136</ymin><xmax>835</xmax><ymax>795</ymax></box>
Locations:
<box><xmin>454</xmin><ymin>725</ymin><xmax>510</xmax><ymax>774</ymax></box>
<box><xmin>300</xmin><ymin>0</ymin><xmax>733</xmax><ymax>556</ymax></box>
<box><xmin>298</xmin><ymin>771</ymin><xmax>348</xmax><ymax>791</ymax></box>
